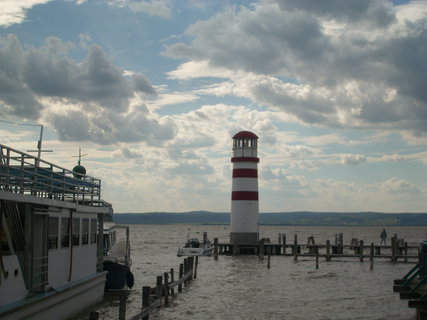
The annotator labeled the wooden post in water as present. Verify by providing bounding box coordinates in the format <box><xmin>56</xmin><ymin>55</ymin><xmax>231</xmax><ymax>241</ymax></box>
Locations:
<box><xmin>293</xmin><ymin>234</ymin><xmax>298</xmax><ymax>261</ymax></box>
<box><xmin>326</xmin><ymin>240</ymin><xmax>331</xmax><ymax>261</ymax></box>
<box><xmin>189</xmin><ymin>257</ymin><xmax>194</xmax><ymax>280</ymax></box>
<box><xmin>194</xmin><ymin>256</ymin><xmax>198</xmax><ymax>279</ymax></box>
<box><xmin>370</xmin><ymin>243</ymin><xmax>374</xmax><ymax>270</ymax></box>
<box><xmin>178</xmin><ymin>263</ymin><xmax>183</xmax><ymax>293</ymax></box>
<box><xmin>282</xmin><ymin>234</ymin><xmax>286</xmax><ymax>255</ymax></box>
<box><xmin>391</xmin><ymin>236</ymin><xmax>396</xmax><ymax>262</ymax></box>
<box><xmin>359</xmin><ymin>240</ymin><xmax>364</xmax><ymax>262</ymax></box>
<box><xmin>170</xmin><ymin>268</ymin><xmax>175</xmax><ymax>296</ymax></box>
<box><xmin>183</xmin><ymin>258</ymin><xmax>188</xmax><ymax>284</ymax></box>
<box><xmin>307</xmin><ymin>236</ymin><xmax>316</xmax><ymax>254</ymax></box>
<box><xmin>163</xmin><ymin>272</ymin><xmax>169</xmax><ymax>306</ymax></box>
<box><xmin>405</xmin><ymin>242</ymin><xmax>408</xmax><ymax>262</ymax></box>
<box><xmin>142</xmin><ymin>286</ymin><xmax>151</xmax><ymax>320</ymax></box>
<box><xmin>278</xmin><ymin>233</ymin><xmax>282</xmax><ymax>244</ymax></box>
<box><xmin>156</xmin><ymin>276</ymin><xmax>163</xmax><ymax>305</ymax></box>
<box><xmin>259</xmin><ymin>238</ymin><xmax>264</xmax><ymax>260</ymax></box>
<box><xmin>214</xmin><ymin>238</ymin><xmax>218</xmax><ymax>260</ymax></box>
<box><xmin>119</xmin><ymin>293</ymin><xmax>127</xmax><ymax>320</ymax></box>
<box><xmin>351</xmin><ymin>238</ymin><xmax>358</xmax><ymax>254</ymax></box>
<box><xmin>316</xmin><ymin>247</ymin><xmax>319</xmax><ymax>269</ymax></box>
<box><xmin>267</xmin><ymin>246</ymin><xmax>271</xmax><ymax>269</ymax></box>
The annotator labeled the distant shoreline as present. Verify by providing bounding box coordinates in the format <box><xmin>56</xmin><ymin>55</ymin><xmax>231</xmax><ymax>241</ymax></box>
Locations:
<box><xmin>113</xmin><ymin>211</ymin><xmax>427</xmax><ymax>226</ymax></box>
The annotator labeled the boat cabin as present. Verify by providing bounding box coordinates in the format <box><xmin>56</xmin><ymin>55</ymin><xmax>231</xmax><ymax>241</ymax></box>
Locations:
<box><xmin>0</xmin><ymin>144</ymin><xmax>111</xmax><ymax>320</ymax></box>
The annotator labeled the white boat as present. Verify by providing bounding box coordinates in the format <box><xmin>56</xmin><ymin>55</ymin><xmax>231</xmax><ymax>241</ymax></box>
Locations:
<box><xmin>102</xmin><ymin>224</ymin><xmax>134</xmax><ymax>291</ymax></box>
<box><xmin>0</xmin><ymin>143</ymin><xmax>113</xmax><ymax>320</ymax></box>
<box><xmin>177</xmin><ymin>232</ymin><xmax>214</xmax><ymax>257</ymax></box>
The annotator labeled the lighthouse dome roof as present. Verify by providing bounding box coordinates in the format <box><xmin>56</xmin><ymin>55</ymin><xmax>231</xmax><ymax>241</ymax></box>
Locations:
<box><xmin>233</xmin><ymin>131</ymin><xmax>258</xmax><ymax>139</ymax></box>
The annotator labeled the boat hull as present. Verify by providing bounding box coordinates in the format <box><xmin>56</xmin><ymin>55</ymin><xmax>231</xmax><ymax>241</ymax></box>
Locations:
<box><xmin>0</xmin><ymin>272</ymin><xmax>106</xmax><ymax>320</ymax></box>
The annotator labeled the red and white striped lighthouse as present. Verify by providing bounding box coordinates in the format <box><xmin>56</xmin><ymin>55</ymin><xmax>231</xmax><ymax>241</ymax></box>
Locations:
<box><xmin>230</xmin><ymin>131</ymin><xmax>259</xmax><ymax>245</ymax></box>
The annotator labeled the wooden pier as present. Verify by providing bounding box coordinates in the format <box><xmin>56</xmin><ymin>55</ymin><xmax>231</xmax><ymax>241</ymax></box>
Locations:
<box><xmin>89</xmin><ymin>256</ymin><xmax>199</xmax><ymax>320</ymax></box>
<box><xmin>215</xmin><ymin>233</ymin><xmax>420</xmax><ymax>263</ymax></box>
<box><xmin>394</xmin><ymin>241</ymin><xmax>427</xmax><ymax>320</ymax></box>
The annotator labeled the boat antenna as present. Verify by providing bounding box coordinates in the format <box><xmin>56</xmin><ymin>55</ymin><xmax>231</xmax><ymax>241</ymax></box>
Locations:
<box><xmin>72</xmin><ymin>148</ymin><xmax>88</xmax><ymax>165</ymax></box>
<box><xmin>0</xmin><ymin>119</ymin><xmax>53</xmax><ymax>166</ymax></box>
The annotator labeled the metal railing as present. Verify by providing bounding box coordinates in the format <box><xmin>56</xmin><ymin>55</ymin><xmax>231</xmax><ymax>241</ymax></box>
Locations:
<box><xmin>0</xmin><ymin>144</ymin><xmax>107</xmax><ymax>207</ymax></box>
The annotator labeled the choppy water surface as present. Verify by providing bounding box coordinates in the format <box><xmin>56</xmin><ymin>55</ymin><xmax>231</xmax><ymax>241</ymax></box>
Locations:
<box><xmin>94</xmin><ymin>225</ymin><xmax>424</xmax><ymax>320</ymax></box>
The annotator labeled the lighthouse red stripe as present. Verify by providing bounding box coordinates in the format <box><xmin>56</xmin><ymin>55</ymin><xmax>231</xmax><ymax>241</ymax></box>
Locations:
<box><xmin>232</xmin><ymin>191</ymin><xmax>259</xmax><ymax>201</ymax></box>
<box><xmin>233</xmin><ymin>169</ymin><xmax>258</xmax><ymax>178</ymax></box>
<box><xmin>231</xmin><ymin>157</ymin><xmax>259</xmax><ymax>163</ymax></box>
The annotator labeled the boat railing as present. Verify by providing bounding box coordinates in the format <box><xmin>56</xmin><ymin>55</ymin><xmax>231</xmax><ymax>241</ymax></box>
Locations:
<box><xmin>0</xmin><ymin>143</ymin><xmax>107</xmax><ymax>207</ymax></box>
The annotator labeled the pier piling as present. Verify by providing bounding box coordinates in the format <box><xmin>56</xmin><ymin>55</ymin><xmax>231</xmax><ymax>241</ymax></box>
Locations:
<box><xmin>142</xmin><ymin>286</ymin><xmax>151</xmax><ymax>320</ymax></box>
<box><xmin>316</xmin><ymin>248</ymin><xmax>319</xmax><ymax>269</ymax></box>
<box><xmin>119</xmin><ymin>292</ymin><xmax>127</xmax><ymax>320</ymax></box>
<box><xmin>163</xmin><ymin>272</ymin><xmax>169</xmax><ymax>306</ymax></box>
<box><xmin>326</xmin><ymin>240</ymin><xmax>331</xmax><ymax>261</ymax></box>
<box><xmin>214</xmin><ymin>238</ymin><xmax>218</xmax><ymax>260</ymax></box>
<box><xmin>170</xmin><ymin>268</ymin><xmax>175</xmax><ymax>296</ymax></box>
<box><xmin>282</xmin><ymin>234</ymin><xmax>286</xmax><ymax>255</ymax></box>
<box><xmin>178</xmin><ymin>263</ymin><xmax>183</xmax><ymax>293</ymax></box>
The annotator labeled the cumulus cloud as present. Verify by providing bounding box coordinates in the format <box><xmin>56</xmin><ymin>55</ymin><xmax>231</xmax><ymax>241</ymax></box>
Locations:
<box><xmin>164</xmin><ymin>0</ymin><xmax>427</xmax><ymax>138</ymax></box>
<box><xmin>128</xmin><ymin>0</ymin><xmax>172</xmax><ymax>18</ymax></box>
<box><xmin>0</xmin><ymin>0</ymin><xmax>52</xmax><ymax>27</ymax></box>
<box><xmin>280</xmin><ymin>144</ymin><xmax>323</xmax><ymax>158</ymax></box>
<box><xmin>339</xmin><ymin>153</ymin><xmax>367</xmax><ymax>165</ymax></box>
<box><xmin>382</xmin><ymin>153</ymin><xmax>405</xmax><ymax>162</ymax></box>
<box><xmin>167</xmin><ymin>161</ymin><xmax>214</xmax><ymax>175</ymax></box>
<box><xmin>380</xmin><ymin>177</ymin><xmax>420</xmax><ymax>194</ymax></box>
<box><xmin>0</xmin><ymin>35</ymin><xmax>173</xmax><ymax>144</ymax></box>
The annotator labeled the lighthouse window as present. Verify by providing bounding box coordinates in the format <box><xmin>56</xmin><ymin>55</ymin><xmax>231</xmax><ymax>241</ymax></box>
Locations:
<box><xmin>72</xmin><ymin>218</ymin><xmax>80</xmax><ymax>246</ymax></box>
<box><xmin>90</xmin><ymin>219</ymin><xmax>97</xmax><ymax>244</ymax></box>
<box><xmin>82</xmin><ymin>219</ymin><xmax>89</xmax><ymax>245</ymax></box>
<box><xmin>48</xmin><ymin>217</ymin><xmax>58</xmax><ymax>249</ymax></box>
<box><xmin>61</xmin><ymin>218</ymin><xmax>70</xmax><ymax>248</ymax></box>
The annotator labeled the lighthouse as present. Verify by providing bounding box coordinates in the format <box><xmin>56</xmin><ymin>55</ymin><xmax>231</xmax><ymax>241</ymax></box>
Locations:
<box><xmin>230</xmin><ymin>131</ymin><xmax>259</xmax><ymax>245</ymax></box>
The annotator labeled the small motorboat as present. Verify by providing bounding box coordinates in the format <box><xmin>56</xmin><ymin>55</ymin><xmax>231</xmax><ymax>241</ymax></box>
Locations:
<box><xmin>177</xmin><ymin>232</ymin><xmax>214</xmax><ymax>257</ymax></box>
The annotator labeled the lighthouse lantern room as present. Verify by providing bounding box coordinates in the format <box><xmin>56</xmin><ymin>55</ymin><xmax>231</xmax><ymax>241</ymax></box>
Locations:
<box><xmin>230</xmin><ymin>131</ymin><xmax>260</xmax><ymax>245</ymax></box>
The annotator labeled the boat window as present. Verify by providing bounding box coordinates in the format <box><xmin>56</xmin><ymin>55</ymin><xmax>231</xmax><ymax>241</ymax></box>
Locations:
<box><xmin>104</xmin><ymin>233</ymin><xmax>110</xmax><ymax>252</ymax></box>
<box><xmin>90</xmin><ymin>219</ymin><xmax>97</xmax><ymax>244</ymax></box>
<box><xmin>48</xmin><ymin>217</ymin><xmax>59</xmax><ymax>249</ymax></box>
<box><xmin>61</xmin><ymin>218</ymin><xmax>70</xmax><ymax>248</ymax></box>
<box><xmin>72</xmin><ymin>218</ymin><xmax>80</xmax><ymax>246</ymax></box>
<box><xmin>82</xmin><ymin>219</ymin><xmax>89</xmax><ymax>245</ymax></box>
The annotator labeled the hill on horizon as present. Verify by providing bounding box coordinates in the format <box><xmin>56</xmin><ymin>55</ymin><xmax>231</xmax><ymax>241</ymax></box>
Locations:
<box><xmin>113</xmin><ymin>211</ymin><xmax>427</xmax><ymax>226</ymax></box>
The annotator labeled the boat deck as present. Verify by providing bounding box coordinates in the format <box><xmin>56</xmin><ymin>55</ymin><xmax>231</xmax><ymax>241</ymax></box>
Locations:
<box><xmin>0</xmin><ymin>144</ymin><xmax>108</xmax><ymax>207</ymax></box>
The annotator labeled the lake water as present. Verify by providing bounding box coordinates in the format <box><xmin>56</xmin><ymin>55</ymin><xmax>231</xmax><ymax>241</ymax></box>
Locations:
<box><xmin>89</xmin><ymin>225</ymin><xmax>424</xmax><ymax>320</ymax></box>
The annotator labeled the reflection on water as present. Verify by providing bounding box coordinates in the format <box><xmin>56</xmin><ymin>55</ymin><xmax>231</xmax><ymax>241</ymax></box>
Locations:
<box><xmin>87</xmin><ymin>225</ymin><xmax>421</xmax><ymax>319</ymax></box>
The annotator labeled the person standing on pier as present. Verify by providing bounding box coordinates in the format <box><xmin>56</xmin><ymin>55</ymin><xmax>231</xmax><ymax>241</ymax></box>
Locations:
<box><xmin>380</xmin><ymin>228</ymin><xmax>387</xmax><ymax>245</ymax></box>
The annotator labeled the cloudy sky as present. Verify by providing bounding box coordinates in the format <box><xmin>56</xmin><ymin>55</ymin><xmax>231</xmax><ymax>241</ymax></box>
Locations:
<box><xmin>1</xmin><ymin>0</ymin><xmax>427</xmax><ymax>213</ymax></box>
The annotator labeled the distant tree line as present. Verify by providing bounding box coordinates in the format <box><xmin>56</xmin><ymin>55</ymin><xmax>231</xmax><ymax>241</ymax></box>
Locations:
<box><xmin>113</xmin><ymin>211</ymin><xmax>427</xmax><ymax>226</ymax></box>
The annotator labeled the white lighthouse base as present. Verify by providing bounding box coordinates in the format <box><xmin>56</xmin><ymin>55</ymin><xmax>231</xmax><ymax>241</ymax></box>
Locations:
<box><xmin>230</xmin><ymin>232</ymin><xmax>259</xmax><ymax>245</ymax></box>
